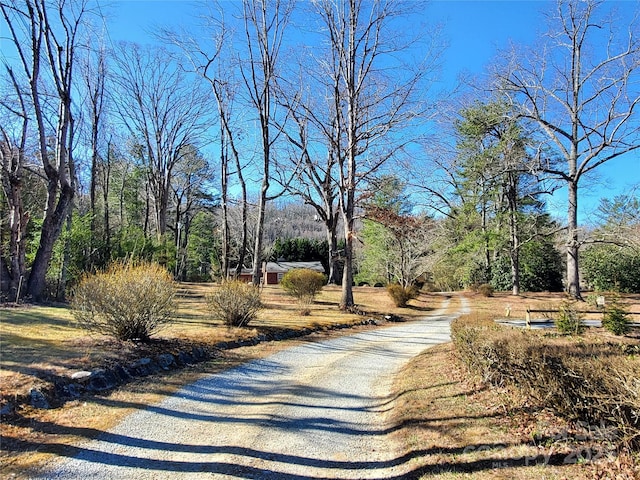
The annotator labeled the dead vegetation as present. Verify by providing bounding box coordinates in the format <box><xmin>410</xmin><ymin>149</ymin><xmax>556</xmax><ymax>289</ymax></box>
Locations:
<box><xmin>1</xmin><ymin>286</ymin><xmax>639</xmax><ymax>479</ymax></box>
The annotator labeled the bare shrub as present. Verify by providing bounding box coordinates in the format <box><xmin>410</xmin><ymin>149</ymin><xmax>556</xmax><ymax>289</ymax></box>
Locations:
<box><xmin>451</xmin><ymin>315</ymin><xmax>640</xmax><ymax>449</ymax></box>
<box><xmin>476</xmin><ymin>283</ymin><xmax>494</xmax><ymax>297</ymax></box>
<box><xmin>71</xmin><ymin>262</ymin><xmax>176</xmax><ymax>341</ymax></box>
<box><xmin>207</xmin><ymin>281</ymin><xmax>262</xmax><ymax>327</ymax></box>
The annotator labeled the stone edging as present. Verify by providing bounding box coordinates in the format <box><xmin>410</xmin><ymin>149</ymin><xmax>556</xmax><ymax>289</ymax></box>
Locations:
<box><xmin>1</xmin><ymin>317</ymin><xmax>383</xmax><ymax>416</ymax></box>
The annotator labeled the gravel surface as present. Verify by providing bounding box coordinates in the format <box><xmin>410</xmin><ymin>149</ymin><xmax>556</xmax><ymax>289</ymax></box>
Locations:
<box><xmin>34</xmin><ymin>296</ymin><xmax>468</xmax><ymax>480</ymax></box>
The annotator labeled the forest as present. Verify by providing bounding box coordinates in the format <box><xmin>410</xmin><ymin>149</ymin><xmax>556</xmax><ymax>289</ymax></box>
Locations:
<box><xmin>1</xmin><ymin>0</ymin><xmax>640</xmax><ymax>306</ymax></box>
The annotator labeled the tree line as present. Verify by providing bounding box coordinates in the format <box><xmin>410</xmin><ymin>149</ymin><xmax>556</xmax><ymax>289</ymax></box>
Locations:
<box><xmin>1</xmin><ymin>0</ymin><xmax>639</xmax><ymax>305</ymax></box>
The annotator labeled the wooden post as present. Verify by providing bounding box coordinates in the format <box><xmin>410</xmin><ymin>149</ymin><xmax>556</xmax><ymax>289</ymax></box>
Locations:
<box><xmin>526</xmin><ymin>308</ymin><xmax>531</xmax><ymax>329</ymax></box>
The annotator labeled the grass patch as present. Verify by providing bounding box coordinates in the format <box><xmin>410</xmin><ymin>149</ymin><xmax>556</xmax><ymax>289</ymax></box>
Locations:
<box><xmin>2</xmin><ymin>287</ymin><xmax>638</xmax><ymax>478</ymax></box>
<box><xmin>0</xmin><ymin>283</ymin><xmax>441</xmax><ymax>478</ymax></box>
<box><xmin>390</xmin><ymin>341</ymin><xmax>639</xmax><ymax>479</ymax></box>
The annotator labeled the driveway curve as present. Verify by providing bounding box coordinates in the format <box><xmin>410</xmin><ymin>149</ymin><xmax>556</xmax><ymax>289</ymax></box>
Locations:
<box><xmin>35</xmin><ymin>296</ymin><xmax>469</xmax><ymax>480</ymax></box>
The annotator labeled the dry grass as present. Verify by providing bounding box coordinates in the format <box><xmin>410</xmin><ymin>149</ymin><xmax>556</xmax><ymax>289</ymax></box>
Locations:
<box><xmin>391</xmin><ymin>342</ymin><xmax>639</xmax><ymax>479</ymax></box>
<box><xmin>469</xmin><ymin>291</ymin><xmax>640</xmax><ymax>322</ymax></box>
<box><xmin>1</xmin><ymin>284</ymin><xmax>435</xmax><ymax>400</ymax></box>
<box><xmin>0</xmin><ymin>283</ymin><xmax>442</xmax><ymax>478</ymax></box>
<box><xmin>390</xmin><ymin>297</ymin><xmax>640</xmax><ymax>480</ymax></box>
<box><xmin>1</xmin><ymin>286</ymin><xmax>638</xmax><ymax>479</ymax></box>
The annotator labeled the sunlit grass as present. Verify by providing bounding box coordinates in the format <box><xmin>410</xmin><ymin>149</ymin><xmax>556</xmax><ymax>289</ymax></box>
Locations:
<box><xmin>2</xmin><ymin>286</ymin><xmax>637</xmax><ymax>479</ymax></box>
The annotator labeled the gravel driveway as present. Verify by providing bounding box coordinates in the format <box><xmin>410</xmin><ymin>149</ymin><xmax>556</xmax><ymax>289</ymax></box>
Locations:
<box><xmin>34</xmin><ymin>296</ymin><xmax>468</xmax><ymax>480</ymax></box>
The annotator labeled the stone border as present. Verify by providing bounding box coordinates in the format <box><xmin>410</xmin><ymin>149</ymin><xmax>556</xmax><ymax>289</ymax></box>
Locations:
<box><xmin>1</xmin><ymin>318</ymin><xmax>381</xmax><ymax>416</ymax></box>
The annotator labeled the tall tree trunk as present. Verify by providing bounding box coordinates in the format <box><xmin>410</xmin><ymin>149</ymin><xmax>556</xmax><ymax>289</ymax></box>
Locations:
<box><xmin>340</xmin><ymin>207</ymin><xmax>355</xmax><ymax>309</ymax></box>
<box><xmin>219</xmin><ymin>127</ymin><xmax>230</xmax><ymax>279</ymax></box>
<box><xmin>27</xmin><ymin>183</ymin><xmax>74</xmax><ymax>301</ymax></box>
<box><xmin>251</xmin><ymin>174</ymin><xmax>269</xmax><ymax>285</ymax></box>
<box><xmin>325</xmin><ymin>216</ymin><xmax>339</xmax><ymax>285</ymax></box>
<box><xmin>566</xmin><ymin>178</ymin><xmax>580</xmax><ymax>298</ymax></box>
<box><xmin>235</xmin><ymin>175</ymin><xmax>249</xmax><ymax>278</ymax></box>
<box><xmin>3</xmin><ymin>175</ymin><xmax>29</xmax><ymax>300</ymax></box>
<box><xmin>58</xmin><ymin>208</ymin><xmax>73</xmax><ymax>300</ymax></box>
<box><xmin>507</xmin><ymin>178</ymin><xmax>520</xmax><ymax>296</ymax></box>
<box><xmin>102</xmin><ymin>143</ymin><xmax>112</xmax><ymax>262</ymax></box>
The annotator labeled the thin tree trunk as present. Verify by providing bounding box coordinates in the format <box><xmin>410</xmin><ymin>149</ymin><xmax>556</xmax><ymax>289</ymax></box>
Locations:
<box><xmin>102</xmin><ymin>142</ymin><xmax>112</xmax><ymax>262</ymax></box>
<box><xmin>325</xmin><ymin>217</ymin><xmax>339</xmax><ymax>285</ymax></box>
<box><xmin>566</xmin><ymin>178</ymin><xmax>580</xmax><ymax>298</ymax></box>
<box><xmin>251</xmin><ymin>175</ymin><xmax>269</xmax><ymax>285</ymax></box>
<box><xmin>58</xmin><ymin>208</ymin><xmax>73</xmax><ymax>300</ymax></box>
<box><xmin>340</xmin><ymin>211</ymin><xmax>355</xmax><ymax>309</ymax></box>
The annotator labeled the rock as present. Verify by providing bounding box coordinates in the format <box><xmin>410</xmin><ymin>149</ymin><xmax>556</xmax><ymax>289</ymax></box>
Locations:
<box><xmin>111</xmin><ymin>365</ymin><xmax>131</xmax><ymax>382</ymax></box>
<box><xmin>0</xmin><ymin>402</ymin><xmax>15</xmax><ymax>416</ymax></box>
<box><xmin>191</xmin><ymin>347</ymin><xmax>207</xmax><ymax>360</ymax></box>
<box><xmin>88</xmin><ymin>369</ymin><xmax>117</xmax><ymax>392</ymax></box>
<box><xmin>70</xmin><ymin>371</ymin><xmax>92</xmax><ymax>383</ymax></box>
<box><xmin>30</xmin><ymin>388</ymin><xmax>50</xmax><ymax>409</ymax></box>
<box><xmin>131</xmin><ymin>357</ymin><xmax>152</xmax><ymax>368</ymax></box>
<box><xmin>177</xmin><ymin>351</ymin><xmax>194</xmax><ymax>365</ymax></box>
<box><xmin>130</xmin><ymin>357</ymin><xmax>154</xmax><ymax>376</ymax></box>
<box><xmin>157</xmin><ymin>353</ymin><xmax>175</xmax><ymax>370</ymax></box>
<box><xmin>63</xmin><ymin>383</ymin><xmax>82</xmax><ymax>398</ymax></box>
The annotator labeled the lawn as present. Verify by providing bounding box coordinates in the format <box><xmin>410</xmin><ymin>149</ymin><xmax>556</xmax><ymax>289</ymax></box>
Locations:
<box><xmin>0</xmin><ymin>283</ymin><xmax>438</xmax><ymax>401</ymax></box>
<box><xmin>1</xmin><ymin>285</ymin><xmax>638</xmax><ymax>478</ymax></box>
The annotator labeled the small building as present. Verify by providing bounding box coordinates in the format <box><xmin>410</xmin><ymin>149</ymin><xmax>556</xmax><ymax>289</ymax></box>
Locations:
<box><xmin>234</xmin><ymin>261</ymin><xmax>325</xmax><ymax>285</ymax></box>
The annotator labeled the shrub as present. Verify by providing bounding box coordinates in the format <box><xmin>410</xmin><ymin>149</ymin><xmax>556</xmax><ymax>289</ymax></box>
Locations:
<box><xmin>280</xmin><ymin>269</ymin><xmax>326</xmax><ymax>307</ymax></box>
<box><xmin>386</xmin><ymin>283</ymin><xmax>418</xmax><ymax>307</ymax></box>
<box><xmin>476</xmin><ymin>283</ymin><xmax>494</xmax><ymax>297</ymax></box>
<box><xmin>451</xmin><ymin>315</ymin><xmax>640</xmax><ymax>449</ymax></box>
<box><xmin>207</xmin><ymin>281</ymin><xmax>262</xmax><ymax>327</ymax></box>
<box><xmin>602</xmin><ymin>297</ymin><xmax>631</xmax><ymax>336</ymax></box>
<box><xmin>555</xmin><ymin>300</ymin><xmax>585</xmax><ymax>334</ymax></box>
<box><xmin>71</xmin><ymin>261</ymin><xmax>176</xmax><ymax>341</ymax></box>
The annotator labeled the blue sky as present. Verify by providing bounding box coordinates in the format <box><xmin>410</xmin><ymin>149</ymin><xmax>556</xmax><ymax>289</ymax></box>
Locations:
<box><xmin>102</xmin><ymin>0</ymin><xmax>639</xmax><ymax>223</ymax></box>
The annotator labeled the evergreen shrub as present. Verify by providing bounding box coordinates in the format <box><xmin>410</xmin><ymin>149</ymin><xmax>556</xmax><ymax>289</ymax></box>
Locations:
<box><xmin>555</xmin><ymin>300</ymin><xmax>585</xmax><ymax>335</ymax></box>
<box><xmin>602</xmin><ymin>297</ymin><xmax>631</xmax><ymax>336</ymax></box>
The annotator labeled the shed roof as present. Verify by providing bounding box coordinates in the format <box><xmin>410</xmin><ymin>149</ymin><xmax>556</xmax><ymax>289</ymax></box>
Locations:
<box><xmin>264</xmin><ymin>261</ymin><xmax>325</xmax><ymax>273</ymax></box>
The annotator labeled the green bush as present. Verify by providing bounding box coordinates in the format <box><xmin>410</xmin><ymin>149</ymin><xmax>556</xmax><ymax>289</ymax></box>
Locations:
<box><xmin>582</xmin><ymin>244</ymin><xmax>640</xmax><ymax>293</ymax></box>
<box><xmin>602</xmin><ymin>298</ymin><xmax>631</xmax><ymax>336</ymax></box>
<box><xmin>71</xmin><ymin>261</ymin><xmax>176</xmax><ymax>341</ymax></box>
<box><xmin>555</xmin><ymin>300</ymin><xmax>585</xmax><ymax>335</ymax></box>
<box><xmin>207</xmin><ymin>281</ymin><xmax>262</xmax><ymax>327</ymax></box>
<box><xmin>386</xmin><ymin>283</ymin><xmax>418</xmax><ymax>307</ymax></box>
<box><xmin>280</xmin><ymin>269</ymin><xmax>326</xmax><ymax>307</ymax></box>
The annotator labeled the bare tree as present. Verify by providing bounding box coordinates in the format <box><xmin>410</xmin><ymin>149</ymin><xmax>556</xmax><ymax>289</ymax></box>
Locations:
<box><xmin>0</xmin><ymin>69</ymin><xmax>29</xmax><ymax>300</ymax></box>
<box><xmin>239</xmin><ymin>0</ymin><xmax>294</xmax><ymax>285</ymax></box>
<box><xmin>311</xmin><ymin>0</ymin><xmax>436</xmax><ymax>309</ymax></box>
<box><xmin>1</xmin><ymin>0</ymin><xmax>96</xmax><ymax>301</ymax></box>
<box><xmin>162</xmin><ymin>12</ymin><xmax>250</xmax><ymax>279</ymax></box>
<box><xmin>364</xmin><ymin>205</ymin><xmax>436</xmax><ymax>288</ymax></box>
<box><xmin>111</xmin><ymin>43</ymin><xmax>211</xmax><ymax>240</ymax></box>
<box><xmin>496</xmin><ymin>0</ymin><xmax>640</xmax><ymax>298</ymax></box>
<box><xmin>80</xmin><ymin>42</ymin><xmax>108</xmax><ymax>266</ymax></box>
<box><xmin>277</xmin><ymin>93</ymin><xmax>342</xmax><ymax>284</ymax></box>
